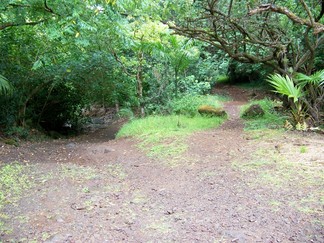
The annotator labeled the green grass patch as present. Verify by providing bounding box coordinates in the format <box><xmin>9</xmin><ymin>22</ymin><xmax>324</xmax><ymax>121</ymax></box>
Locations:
<box><xmin>117</xmin><ymin>115</ymin><xmax>225</xmax><ymax>159</ymax></box>
<box><xmin>241</xmin><ymin>98</ymin><xmax>288</xmax><ymax>131</ymax></box>
<box><xmin>0</xmin><ymin>163</ymin><xmax>32</xmax><ymax>234</ymax></box>
<box><xmin>215</xmin><ymin>74</ymin><xmax>230</xmax><ymax>84</ymax></box>
<box><xmin>233</xmin><ymin>147</ymin><xmax>324</xmax><ymax>214</ymax></box>
<box><xmin>234</xmin><ymin>147</ymin><xmax>324</xmax><ymax>189</ymax></box>
<box><xmin>168</xmin><ymin>94</ymin><xmax>229</xmax><ymax>117</ymax></box>
<box><xmin>0</xmin><ymin>163</ymin><xmax>32</xmax><ymax>210</ymax></box>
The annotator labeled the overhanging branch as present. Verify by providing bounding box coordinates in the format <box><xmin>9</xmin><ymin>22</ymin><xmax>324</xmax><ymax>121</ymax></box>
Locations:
<box><xmin>248</xmin><ymin>4</ymin><xmax>324</xmax><ymax>34</ymax></box>
<box><xmin>0</xmin><ymin>20</ymin><xmax>45</xmax><ymax>31</ymax></box>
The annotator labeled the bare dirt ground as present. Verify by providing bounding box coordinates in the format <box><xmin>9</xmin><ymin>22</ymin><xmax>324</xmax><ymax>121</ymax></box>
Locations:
<box><xmin>1</xmin><ymin>85</ymin><xmax>323</xmax><ymax>242</ymax></box>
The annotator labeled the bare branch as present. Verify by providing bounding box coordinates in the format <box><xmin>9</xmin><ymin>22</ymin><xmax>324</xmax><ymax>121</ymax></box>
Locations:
<box><xmin>44</xmin><ymin>0</ymin><xmax>56</xmax><ymax>14</ymax></box>
<box><xmin>248</xmin><ymin>4</ymin><xmax>324</xmax><ymax>34</ymax></box>
<box><xmin>315</xmin><ymin>0</ymin><xmax>324</xmax><ymax>22</ymax></box>
<box><xmin>0</xmin><ymin>20</ymin><xmax>45</xmax><ymax>31</ymax></box>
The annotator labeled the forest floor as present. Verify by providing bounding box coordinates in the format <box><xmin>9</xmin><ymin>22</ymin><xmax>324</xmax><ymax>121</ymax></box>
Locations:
<box><xmin>1</xmin><ymin>85</ymin><xmax>323</xmax><ymax>242</ymax></box>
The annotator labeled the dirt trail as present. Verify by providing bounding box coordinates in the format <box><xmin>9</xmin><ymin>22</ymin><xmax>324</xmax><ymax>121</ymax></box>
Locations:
<box><xmin>1</xmin><ymin>85</ymin><xmax>323</xmax><ymax>242</ymax></box>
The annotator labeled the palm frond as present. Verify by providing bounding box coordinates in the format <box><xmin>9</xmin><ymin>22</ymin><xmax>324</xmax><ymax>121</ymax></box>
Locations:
<box><xmin>267</xmin><ymin>74</ymin><xmax>303</xmax><ymax>103</ymax></box>
<box><xmin>0</xmin><ymin>74</ymin><xmax>13</xmax><ymax>96</ymax></box>
<box><xmin>296</xmin><ymin>69</ymin><xmax>324</xmax><ymax>87</ymax></box>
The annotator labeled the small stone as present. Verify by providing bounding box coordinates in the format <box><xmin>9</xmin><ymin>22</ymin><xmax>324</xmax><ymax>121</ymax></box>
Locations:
<box><xmin>66</xmin><ymin>143</ymin><xmax>76</xmax><ymax>149</ymax></box>
<box><xmin>56</xmin><ymin>217</ymin><xmax>64</xmax><ymax>223</ymax></box>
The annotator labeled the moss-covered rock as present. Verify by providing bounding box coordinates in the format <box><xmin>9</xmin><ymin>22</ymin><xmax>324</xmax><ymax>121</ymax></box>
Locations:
<box><xmin>242</xmin><ymin>104</ymin><xmax>265</xmax><ymax>118</ymax></box>
<box><xmin>198</xmin><ymin>105</ymin><xmax>227</xmax><ymax>117</ymax></box>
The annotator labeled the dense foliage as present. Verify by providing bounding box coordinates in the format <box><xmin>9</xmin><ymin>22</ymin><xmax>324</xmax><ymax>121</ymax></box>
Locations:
<box><xmin>0</xmin><ymin>0</ymin><xmax>323</xmax><ymax>136</ymax></box>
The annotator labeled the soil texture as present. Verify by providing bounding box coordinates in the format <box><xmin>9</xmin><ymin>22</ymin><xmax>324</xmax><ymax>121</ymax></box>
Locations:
<box><xmin>1</xmin><ymin>85</ymin><xmax>323</xmax><ymax>242</ymax></box>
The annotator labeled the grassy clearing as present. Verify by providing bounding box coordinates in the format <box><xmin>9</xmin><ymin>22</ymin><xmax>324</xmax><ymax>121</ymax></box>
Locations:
<box><xmin>0</xmin><ymin>163</ymin><xmax>32</xmax><ymax>234</ymax></box>
<box><xmin>241</xmin><ymin>98</ymin><xmax>288</xmax><ymax>131</ymax></box>
<box><xmin>117</xmin><ymin>115</ymin><xmax>225</xmax><ymax>160</ymax></box>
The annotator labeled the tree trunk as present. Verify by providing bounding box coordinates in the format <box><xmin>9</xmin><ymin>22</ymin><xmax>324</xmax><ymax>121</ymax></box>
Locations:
<box><xmin>137</xmin><ymin>51</ymin><xmax>145</xmax><ymax>117</ymax></box>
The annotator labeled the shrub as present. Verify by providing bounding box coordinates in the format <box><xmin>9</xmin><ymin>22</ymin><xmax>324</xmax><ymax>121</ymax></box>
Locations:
<box><xmin>117</xmin><ymin>108</ymin><xmax>134</xmax><ymax>119</ymax></box>
<box><xmin>179</xmin><ymin>75</ymin><xmax>211</xmax><ymax>94</ymax></box>
<box><xmin>5</xmin><ymin>126</ymin><xmax>29</xmax><ymax>139</ymax></box>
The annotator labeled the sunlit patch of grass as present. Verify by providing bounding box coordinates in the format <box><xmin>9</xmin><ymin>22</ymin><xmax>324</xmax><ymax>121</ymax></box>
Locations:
<box><xmin>104</xmin><ymin>164</ymin><xmax>127</xmax><ymax>180</ymax></box>
<box><xmin>0</xmin><ymin>163</ymin><xmax>33</xmax><ymax>234</ymax></box>
<box><xmin>236</xmin><ymin>148</ymin><xmax>323</xmax><ymax>188</ymax></box>
<box><xmin>244</xmin><ymin>129</ymin><xmax>284</xmax><ymax>140</ymax></box>
<box><xmin>0</xmin><ymin>163</ymin><xmax>32</xmax><ymax>209</ymax></box>
<box><xmin>241</xmin><ymin>99</ymin><xmax>288</xmax><ymax>131</ymax></box>
<box><xmin>117</xmin><ymin>115</ymin><xmax>225</xmax><ymax>160</ymax></box>
<box><xmin>300</xmin><ymin>145</ymin><xmax>308</xmax><ymax>153</ymax></box>
<box><xmin>234</xmin><ymin>147</ymin><xmax>324</xmax><ymax>214</ymax></box>
<box><xmin>290</xmin><ymin>194</ymin><xmax>324</xmax><ymax>214</ymax></box>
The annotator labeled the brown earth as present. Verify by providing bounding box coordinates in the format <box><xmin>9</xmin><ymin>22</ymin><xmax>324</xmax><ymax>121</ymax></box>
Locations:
<box><xmin>0</xmin><ymin>85</ymin><xmax>323</xmax><ymax>242</ymax></box>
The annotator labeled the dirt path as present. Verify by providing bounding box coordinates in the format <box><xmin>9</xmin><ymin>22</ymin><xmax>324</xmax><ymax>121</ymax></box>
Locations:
<box><xmin>1</xmin><ymin>86</ymin><xmax>323</xmax><ymax>242</ymax></box>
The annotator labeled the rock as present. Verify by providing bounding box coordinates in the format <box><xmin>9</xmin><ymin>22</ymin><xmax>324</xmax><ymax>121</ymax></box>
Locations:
<box><xmin>104</xmin><ymin>148</ymin><xmax>115</xmax><ymax>153</ymax></box>
<box><xmin>91</xmin><ymin>117</ymin><xmax>105</xmax><ymax>124</ymax></box>
<box><xmin>66</xmin><ymin>143</ymin><xmax>76</xmax><ymax>149</ymax></box>
<box><xmin>198</xmin><ymin>105</ymin><xmax>227</xmax><ymax>117</ymax></box>
<box><xmin>242</xmin><ymin>104</ymin><xmax>264</xmax><ymax>118</ymax></box>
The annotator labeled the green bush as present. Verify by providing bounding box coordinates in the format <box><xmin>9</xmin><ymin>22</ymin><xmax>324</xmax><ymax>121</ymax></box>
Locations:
<box><xmin>5</xmin><ymin>126</ymin><xmax>29</xmax><ymax>139</ymax></box>
<box><xmin>117</xmin><ymin>108</ymin><xmax>134</xmax><ymax>119</ymax></box>
<box><xmin>179</xmin><ymin>75</ymin><xmax>211</xmax><ymax>94</ymax></box>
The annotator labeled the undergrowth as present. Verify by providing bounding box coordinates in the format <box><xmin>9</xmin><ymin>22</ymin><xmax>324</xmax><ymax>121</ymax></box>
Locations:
<box><xmin>117</xmin><ymin>115</ymin><xmax>225</xmax><ymax>160</ymax></box>
<box><xmin>241</xmin><ymin>98</ymin><xmax>288</xmax><ymax>131</ymax></box>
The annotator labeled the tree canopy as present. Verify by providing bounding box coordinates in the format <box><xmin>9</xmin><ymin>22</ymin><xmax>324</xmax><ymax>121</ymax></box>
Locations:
<box><xmin>0</xmin><ymin>0</ymin><xmax>323</xmax><ymax>134</ymax></box>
